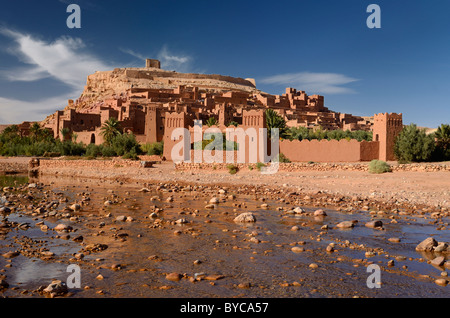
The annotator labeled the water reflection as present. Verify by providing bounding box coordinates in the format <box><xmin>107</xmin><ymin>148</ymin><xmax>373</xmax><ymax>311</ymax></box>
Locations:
<box><xmin>0</xmin><ymin>175</ymin><xmax>29</xmax><ymax>188</ymax></box>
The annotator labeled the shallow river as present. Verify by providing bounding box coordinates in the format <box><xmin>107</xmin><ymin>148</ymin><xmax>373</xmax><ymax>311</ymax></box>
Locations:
<box><xmin>0</xmin><ymin>175</ymin><xmax>448</xmax><ymax>298</ymax></box>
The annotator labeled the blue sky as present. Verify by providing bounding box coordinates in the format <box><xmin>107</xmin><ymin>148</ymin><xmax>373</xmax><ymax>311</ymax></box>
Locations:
<box><xmin>0</xmin><ymin>0</ymin><xmax>449</xmax><ymax>128</ymax></box>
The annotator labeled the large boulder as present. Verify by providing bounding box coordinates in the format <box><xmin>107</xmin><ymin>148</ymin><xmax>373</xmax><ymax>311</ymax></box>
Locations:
<box><xmin>365</xmin><ymin>220</ymin><xmax>383</xmax><ymax>228</ymax></box>
<box><xmin>336</xmin><ymin>221</ymin><xmax>354</xmax><ymax>229</ymax></box>
<box><xmin>234</xmin><ymin>213</ymin><xmax>256</xmax><ymax>223</ymax></box>
<box><xmin>415</xmin><ymin>237</ymin><xmax>438</xmax><ymax>252</ymax></box>
<box><xmin>43</xmin><ymin>280</ymin><xmax>68</xmax><ymax>296</ymax></box>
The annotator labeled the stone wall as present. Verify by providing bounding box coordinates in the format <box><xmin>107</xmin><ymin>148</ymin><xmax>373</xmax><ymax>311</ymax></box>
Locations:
<box><xmin>39</xmin><ymin>158</ymin><xmax>143</xmax><ymax>170</ymax></box>
<box><xmin>175</xmin><ymin>161</ymin><xmax>450</xmax><ymax>172</ymax></box>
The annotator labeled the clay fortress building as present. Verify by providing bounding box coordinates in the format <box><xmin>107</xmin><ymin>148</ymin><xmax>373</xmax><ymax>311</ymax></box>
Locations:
<box><xmin>38</xmin><ymin>59</ymin><xmax>401</xmax><ymax>163</ymax></box>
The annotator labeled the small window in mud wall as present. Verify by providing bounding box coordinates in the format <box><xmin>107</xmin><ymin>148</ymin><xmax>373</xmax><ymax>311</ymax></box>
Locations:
<box><xmin>90</xmin><ymin>133</ymin><xmax>95</xmax><ymax>144</ymax></box>
<box><xmin>375</xmin><ymin>134</ymin><xmax>379</xmax><ymax>141</ymax></box>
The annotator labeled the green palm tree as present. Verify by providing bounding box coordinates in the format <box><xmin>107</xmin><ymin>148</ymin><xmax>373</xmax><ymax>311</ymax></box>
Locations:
<box><xmin>100</xmin><ymin>118</ymin><xmax>122</xmax><ymax>145</ymax></box>
<box><xmin>265</xmin><ymin>109</ymin><xmax>287</xmax><ymax>138</ymax></box>
<box><xmin>206</xmin><ymin>117</ymin><xmax>218</xmax><ymax>127</ymax></box>
<box><xmin>30</xmin><ymin>122</ymin><xmax>42</xmax><ymax>142</ymax></box>
<box><xmin>60</xmin><ymin>128</ymin><xmax>71</xmax><ymax>141</ymax></box>
<box><xmin>435</xmin><ymin>124</ymin><xmax>450</xmax><ymax>151</ymax></box>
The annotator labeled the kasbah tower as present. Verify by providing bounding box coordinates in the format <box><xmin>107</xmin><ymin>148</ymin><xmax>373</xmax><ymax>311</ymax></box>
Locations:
<box><xmin>372</xmin><ymin>113</ymin><xmax>403</xmax><ymax>161</ymax></box>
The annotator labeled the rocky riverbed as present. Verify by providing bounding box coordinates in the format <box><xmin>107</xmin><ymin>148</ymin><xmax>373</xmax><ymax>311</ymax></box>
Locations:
<box><xmin>0</xmin><ymin>173</ymin><xmax>448</xmax><ymax>298</ymax></box>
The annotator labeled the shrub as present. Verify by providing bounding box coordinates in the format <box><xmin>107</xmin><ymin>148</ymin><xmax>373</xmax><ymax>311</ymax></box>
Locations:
<box><xmin>100</xmin><ymin>146</ymin><xmax>116</xmax><ymax>158</ymax></box>
<box><xmin>394</xmin><ymin>124</ymin><xmax>435</xmax><ymax>162</ymax></box>
<box><xmin>227</xmin><ymin>164</ymin><xmax>239</xmax><ymax>175</ymax></box>
<box><xmin>122</xmin><ymin>150</ymin><xmax>140</xmax><ymax>160</ymax></box>
<box><xmin>275</xmin><ymin>153</ymin><xmax>291</xmax><ymax>163</ymax></box>
<box><xmin>286</xmin><ymin>127</ymin><xmax>372</xmax><ymax>142</ymax></box>
<box><xmin>43</xmin><ymin>152</ymin><xmax>61</xmax><ymax>158</ymax></box>
<box><xmin>57</xmin><ymin>141</ymin><xmax>86</xmax><ymax>156</ymax></box>
<box><xmin>142</xmin><ymin>142</ymin><xmax>164</xmax><ymax>156</ymax></box>
<box><xmin>110</xmin><ymin>133</ymin><xmax>142</xmax><ymax>157</ymax></box>
<box><xmin>369</xmin><ymin>160</ymin><xmax>391</xmax><ymax>174</ymax></box>
<box><xmin>256</xmin><ymin>162</ymin><xmax>266</xmax><ymax>171</ymax></box>
<box><xmin>85</xmin><ymin>144</ymin><xmax>103</xmax><ymax>157</ymax></box>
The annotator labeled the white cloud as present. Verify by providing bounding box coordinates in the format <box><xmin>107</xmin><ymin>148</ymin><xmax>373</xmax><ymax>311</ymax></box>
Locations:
<box><xmin>119</xmin><ymin>48</ymin><xmax>147</xmax><ymax>62</ymax></box>
<box><xmin>157</xmin><ymin>45</ymin><xmax>191</xmax><ymax>70</ymax></box>
<box><xmin>0</xmin><ymin>28</ymin><xmax>111</xmax><ymax>88</ymax></box>
<box><xmin>260</xmin><ymin>72</ymin><xmax>359</xmax><ymax>94</ymax></box>
<box><xmin>121</xmin><ymin>45</ymin><xmax>193</xmax><ymax>72</ymax></box>
<box><xmin>0</xmin><ymin>91</ymin><xmax>78</xmax><ymax>124</ymax></box>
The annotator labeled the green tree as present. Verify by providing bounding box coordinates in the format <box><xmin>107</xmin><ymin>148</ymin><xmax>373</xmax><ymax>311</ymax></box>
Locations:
<box><xmin>434</xmin><ymin>124</ymin><xmax>450</xmax><ymax>160</ymax></box>
<box><xmin>287</xmin><ymin>126</ymin><xmax>310</xmax><ymax>141</ymax></box>
<box><xmin>60</xmin><ymin>128</ymin><xmax>71</xmax><ymax>141</ymax></box>
<box><xmin>394</xmin><ymin>124</ymin><xmax>435</xmax><ymax>162</ymax></box>
<box><xmin>2</xmin><ymin>125</ymin><xmax>19</xmax><ymax>136</ymax></box>
<box><xmin>206</xmin><ymin>117</ymin><xmax>218</xmax><ymax>127</ymax></box>
<box><xmin>100</xmin><ymin>118</ymin><xmax>122</xmax><ymax>146</ymax></box>
<box><xmin>265</xmin><ymin>109</ymin><xmax>288</xmax><ymax>138</ymax></box>
<box><xmin>30</xmin><ymin>122</ymin><xmax>42</xmax><ymax>142</ymax></box>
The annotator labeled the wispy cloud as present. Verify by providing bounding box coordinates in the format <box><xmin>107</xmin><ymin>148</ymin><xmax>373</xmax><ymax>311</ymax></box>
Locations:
<box><xmin>119</xmin><ymin>48</ymin><xmax>147</xmax><ymax>61</ymax></box>
<box><xmin>157</xmin><ymin>45</ymin><xmax>192</xmax><ymax>72</ymax></box>
<box><xmin>0</xmin><ymin>27</ymin><xmax>112</xmax><ymax>123</ymax></box>
<box><xmin>260</xmin><ymin>72</ymin><xmax>359</xmax><ymax>94</ymax></box>
<box><xmin>0</xmin><ymin>27</ymin><xmax>111</xmax><ymax>88</ymax></box>
<box><xmin>0</xmin><ymin>91</ymin><xmax>76</xmax><ymax>124</ymax></box>
<box><xmin>121</xmin><ymin>45</ymin><xmax>193</xmax><ymax>73</ymax></box>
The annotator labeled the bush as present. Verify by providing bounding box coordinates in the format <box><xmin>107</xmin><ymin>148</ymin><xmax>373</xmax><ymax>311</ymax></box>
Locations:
<box><xmin>142</xmin><ymin>142</ymin><xmax>164</xmax><ymax>156</ymax></box>
<box><xmin>369</xmin><ymin>160</ymin><xmax>391</xmax><ymax>174</ymax></box>
<box><xmin>275</xmin><ymin>153</ymin><xmax>291</xmax><ymax>163</ymax></box>
<box><xmin>110</xmin><ymin>133</ymin><xmax>142</xmax><ymax>157</ymax></box>
<box><xmin>394</xmin><ymin>124</ymin><xmax>435</xmax><ymax>162</ymax></box>
<box><xmin>256</xmin><ymin>162</ymin><xmax>266</xmax><ymax>171</ymax></box>
<box><xmin>122</xmin><ymin>150</ymin><xmax>140</xmax><ymax>160</ymax></box>
<box><xmin>85</xmin><ymin>144</ymin><xmax>103</xmax><ymax>157</ymax></box>
<box><xmin>227</xmin><ymin>164</ymin><xmax>239</xmax><ymax>175</ymax></box>
<box><xmin>57</xmin><ymin>141</ymin><xmax>86</xmax><ymax>156</ymax></box>
<box><xmin>101</xmin><ymin>146</ymin><xmax>117</xmax><ymax>158</ymax></box>
<box><xmin>287</xmin><ymin>127</ymin><xmax>372</xmax><ymax>142</ymax></box>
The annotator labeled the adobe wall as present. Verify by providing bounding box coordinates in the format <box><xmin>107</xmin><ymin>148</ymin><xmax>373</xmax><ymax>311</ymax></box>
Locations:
<box><xmin>279</xmin><ymin>139</ymin><xmax>379</xmax><ymax>162</ymax></box>
<box><xmin>360</xmin><ymin>141</ymin><xmax>379</xmax><ymax>161</ymax></box>
<box><xmin>124</xmin><ymin>69</ymin><xmax>256</xmax><ymax>88</ymax></box>
<box><xmin>76</xmin><ymin>129</ymin><xmax>104</xmax><ymax>145</ymax></box>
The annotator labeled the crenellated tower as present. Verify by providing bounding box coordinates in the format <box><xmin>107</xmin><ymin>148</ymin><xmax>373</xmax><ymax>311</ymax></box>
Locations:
<box><xmin>372</xmin><ymin>113</ymin><xmax>403</xmax><ymax>161</ymax></box>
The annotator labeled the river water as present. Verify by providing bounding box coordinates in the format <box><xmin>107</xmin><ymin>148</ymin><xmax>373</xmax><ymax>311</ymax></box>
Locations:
<box><xmin>0</xmin><ymin>175</ymin><xmax>448</xmax><ymax>298</ymax></box>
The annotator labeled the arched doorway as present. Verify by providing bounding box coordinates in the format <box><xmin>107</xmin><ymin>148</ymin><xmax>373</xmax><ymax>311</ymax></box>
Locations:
<box><xmin>90</xmin><ymin>133</ymin><xmax>96</xmax><ymax>144</ymax></box>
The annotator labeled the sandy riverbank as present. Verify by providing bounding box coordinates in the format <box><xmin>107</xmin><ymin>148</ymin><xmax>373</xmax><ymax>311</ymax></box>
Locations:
<box><xmin>29</xmin><ymin>157</ymin><xmax>450</xmax><ymax>212</ymax></box>
<box><xmin>0</xmin><ymin>157</ymin><xmax>29</xmax><ymax>175</ymax></box>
